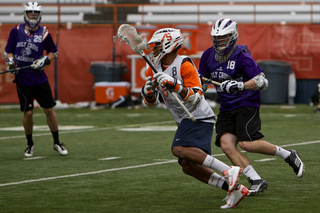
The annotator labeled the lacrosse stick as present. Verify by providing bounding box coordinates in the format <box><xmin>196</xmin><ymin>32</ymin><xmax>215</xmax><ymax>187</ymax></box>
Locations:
<box><xmin>200</xmin><ymin>76</ymin><xmax>221</xmax><ymax>87</ymax></box>
<box><xmin>0</xmin><ymin>65</ymin><xmax>33</xmax><ymax>74</ymax></box>
<box><xmin>113</xmin><ymin>24</ymin><xmax>196</xmax><ymax>123</ymax></box>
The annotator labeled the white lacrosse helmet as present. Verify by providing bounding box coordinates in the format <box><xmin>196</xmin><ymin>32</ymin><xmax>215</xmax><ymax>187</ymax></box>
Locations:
<box><xmin>147</xmin><ymin>28</ymin><xmax>184</xmax><ymax>66</ymax></box>
<box><xmin>24</xmin><ymin>2</ymin><xmax>42</xmax><ymax>28</ymax></box>
<box><xmin>211</xmin><ymin>18</ymin><xmax>238</xmax><ymax>56</ymax></box>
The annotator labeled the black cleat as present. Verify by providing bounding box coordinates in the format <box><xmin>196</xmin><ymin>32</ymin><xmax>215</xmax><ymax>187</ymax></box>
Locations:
<box><xmin>285</xmin><ymin>149</ymin><xmax>305</xmax><ymax>178</ymax></box>
<box><xmin>24</xmin><ymin>145</ymin><xmax>34</xmax><ymax>157</ymax></box>
<box><xmin>248</xmin><ymin>178</ymin><xmax>268</xmax><ymax>196</ymax></box>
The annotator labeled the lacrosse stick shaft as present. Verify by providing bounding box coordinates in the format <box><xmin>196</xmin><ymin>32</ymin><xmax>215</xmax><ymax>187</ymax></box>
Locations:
<box><xmin>200</xmin><ymin>76</ymin><xmax>221</xmax><ymax>87</ymax></box>
<box><xmin>0</xmin><ymin>65</ymin><xmax>33</xmax><ymax>74</ymax></box>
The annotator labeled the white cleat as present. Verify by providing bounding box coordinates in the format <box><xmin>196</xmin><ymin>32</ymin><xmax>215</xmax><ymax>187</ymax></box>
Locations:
<box><xmin>54</xmin><ymin>143</ymin><xmax>68</xmax><ymax>156</ymax></box>
<box><xmin>221</xmin><ymin>184</ymin><xmax>250</xmax><ymax>209</ymax></box>
<box><xmin>223</xmin><ymin>166</ymin><xmax>242</xmax><ymax>192</ymax></box>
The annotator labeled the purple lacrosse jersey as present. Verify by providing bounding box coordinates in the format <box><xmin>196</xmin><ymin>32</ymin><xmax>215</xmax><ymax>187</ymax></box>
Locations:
<box><xmin>5</xmin><ymin>23</ymin><xmax>57</xmax><ymax>86</ymax></box>
<box><xmin>198</xmin><ymin>45</ymin><xmax>263</xmax><ymax>111</ymax></box>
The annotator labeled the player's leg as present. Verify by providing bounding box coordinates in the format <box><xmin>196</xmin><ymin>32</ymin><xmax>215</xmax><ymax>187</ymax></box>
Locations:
<box><xmin>42</xmin><ymin>107</ymin><xmax>58</xmax><ymax>132</ymax></box>
<box><xmin>22</xmin><ymin>110</ymin><xmax>34</xmax><ymax>157</ymax></box>
<box><xmin>237</xmin><ymin>106</ymin><xmax>304</xmax><ymax>177</ymax></box>
<box><xmin>35</xmin><ymin>82</ymin><xmax>67</xmax><ymax>156</ymax></box>
<box><xmin>172</xmin><ymin>119</ymin><xmax>241</xmax><ymax>191</ymax></box>
<box><xmin>16</xmin><ymin>84</ymin><xmax>35</xmax><ymax>157</ymax></box>
<box><xmin>180</xmin><ymin>159</ymin><xmax>228</xmax><ymax>191</ymax></box>
<box><xmin>216</xmin><ymin>108</ymin><xmax>267</xmax><ymax>195</ymax></box>
<box><xmin>180</xmin><ymin>158</ymin><xmax>249</xmax><ymax>209</ymax></box>
<box><xmin>220</xmin><ymin>132</ymin><xmax>250</xmax><ymax>168</ymax></box>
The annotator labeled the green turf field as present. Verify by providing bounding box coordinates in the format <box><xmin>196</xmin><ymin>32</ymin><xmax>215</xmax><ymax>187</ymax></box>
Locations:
<box><xmin>0</xmin><ymin>104</ymin><xmax>319</xmax><ymax>212</ymax></box>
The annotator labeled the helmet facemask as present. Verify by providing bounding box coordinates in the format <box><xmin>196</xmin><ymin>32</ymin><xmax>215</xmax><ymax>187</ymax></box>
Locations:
<box><xmin>24</xmin><ymin>2</ymin><xmax>42</xmax><ymax>28</ymax></box>
<box><xmin>147</xmin><ymin>42</ymin><xmax>162</xmax><ymax>66</ymax></box>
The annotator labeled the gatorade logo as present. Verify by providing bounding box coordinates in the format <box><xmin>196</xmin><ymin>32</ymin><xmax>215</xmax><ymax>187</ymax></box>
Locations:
<box><xmin>105</xmin><ymin>87</ymin><xmax>114</xmax><ymax>99</ymax></box>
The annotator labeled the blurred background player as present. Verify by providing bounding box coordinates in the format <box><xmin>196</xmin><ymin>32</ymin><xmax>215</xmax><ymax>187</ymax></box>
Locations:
<box><xmin>4</xmin><ymin>2</ymin><xmax>67</xmax><ymax>157</ymax></box>
<box><xmin>141</xmin><ymin>28</ymin><xmax>249</xmax><ymax>209</ymax></box>
<box><xmin>198</xmin><ymin>18</ymin><xmax>304</xmax><ymax>195</ymax></box>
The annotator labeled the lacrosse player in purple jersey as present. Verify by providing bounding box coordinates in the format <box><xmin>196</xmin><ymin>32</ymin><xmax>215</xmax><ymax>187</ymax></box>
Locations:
<box><xmin>198</xmin><ymin>18</ymin><xmax>305</xmax><ymax>196</ymax></box>
<box><xmin>142</xmin><ymin>28</ymin><xmax>250</xmax><ymax>209</ymax></box>
<box><xmin>4</xmin><ymin>2</ymin><xmax>67</xmax><ymax>157</ymax></box>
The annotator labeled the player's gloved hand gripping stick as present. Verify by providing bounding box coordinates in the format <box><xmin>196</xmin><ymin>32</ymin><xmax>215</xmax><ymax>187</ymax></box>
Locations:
<box><xmin>1</xmin><ymin>56</ymin><xmax>50</xmax><ymax>74</ymax></box>
<box><xmin>113</xmin><ymin>24</ymin><xmax>196</xmax><ymax>123</ymax></box>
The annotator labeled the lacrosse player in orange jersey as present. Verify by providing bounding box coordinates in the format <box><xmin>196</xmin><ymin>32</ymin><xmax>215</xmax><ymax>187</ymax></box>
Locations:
<box><xmin>141</xmin><ymin>28</ymin><xmax>249</xmax><ymax>209</ymax></box>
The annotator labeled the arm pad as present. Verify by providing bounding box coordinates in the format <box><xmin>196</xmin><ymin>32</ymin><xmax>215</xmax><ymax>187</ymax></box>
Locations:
<box><xmin>252</xmin><ymin>73</ymin><xmax>269</xmax><ymax>90</ymax></box>
<box><xmin>182</xmin><ymin>88</ymin><xmax>201</xmax><ymax>106</ymax></box>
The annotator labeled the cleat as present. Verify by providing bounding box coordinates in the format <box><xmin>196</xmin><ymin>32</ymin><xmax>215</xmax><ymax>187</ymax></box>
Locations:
<box><xmin>248</xmin><ymin>178</ymin><xmax>268</xmax><ymax>196</ymax></box>
<box><xmin>221</xmin><ymin>184</ymin><xmax>250</xmax><ymax>209</ymax></box>
<box><xmin>24</xmin><ymin>145</ymin><xmax>34</xmax><ymax>157</ymax></box>
<box><xmin>223</xmin><ymin>166</ymin><xmax>242</xmax><ymax>192</ymax></box>
<box><xmin>54</xmin><ymin>143</ymin><xmax>68</xmax><ymax>156</ymax></box>
<box><xmin>285</xmin><ymin>149</ymin><xmax>305</xmax><ymax>178</ymax></box>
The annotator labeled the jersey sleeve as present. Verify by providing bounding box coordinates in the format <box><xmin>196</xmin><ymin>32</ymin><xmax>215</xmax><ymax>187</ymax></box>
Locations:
<box><xmin>4</xmin><ymin>27</ymin><xmax>18</xmax><ymax>54</ymax></box>
<box><xmin>239</xmin><ymin>53</ymin><xmax>263</xmax><ymax>79</ymax></box>
<box><xmin>180</xmin><ymin>60</ymin><xmax>202</xmax><ymax>91</ymax></box>
<box><xmin>43</xmin><ymin>28</ymin><xmax>58</xmax><ymax>54</ymax></box>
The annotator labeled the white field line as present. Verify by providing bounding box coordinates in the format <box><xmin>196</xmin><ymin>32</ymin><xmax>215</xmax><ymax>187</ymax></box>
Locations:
<box><xmin>0</xmin><ymin>160</ymin><xmax>177</xmax><ymax>187</ymax></box>
<box><xmin>254</xmin><ymin>158</ymin><xmax>276</xmax><ymax>162</ymax></box>
<box><xmin>23</xmin><ymin>157</ymin><xmax>46</xmax><ymax>160</ymax></box>
<box><xmin>98</xmin><ymin>157</ymin><xmax>121</xmax><ymax>161</ymax></box>
<box><xmin>1</xmin><ymin>140</ymin><xmax>319</xmax><ymax>187</ymax></box>
<box><xmin>0</xmin><ymin>120</ymin><xmax>175</xmax><ymax>141</ymax></box>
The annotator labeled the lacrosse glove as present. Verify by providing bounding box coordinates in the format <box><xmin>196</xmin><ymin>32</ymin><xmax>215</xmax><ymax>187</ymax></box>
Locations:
<box><xmin>32</xmin><ymin>56</ymin><xmax>51</xmax><ymax>70</ymax></box>
<box><xmin>143</xmin><ymin>76</ymin><xmax>157</xmax><ymax>97</ymax></box>
<box><xmin>5</xmin><ymin>57</ymin><xmax>17</xmax><ymax>73</ymax></box>
<box><xmin>154</xmin><ymin>72</ymin><xmax>182</xmax><ymax>93</ymax></box>
<box><xmin>220</xmin><ymin>80</ymin><xmax>244</xmax><ymax>93</ymax></box>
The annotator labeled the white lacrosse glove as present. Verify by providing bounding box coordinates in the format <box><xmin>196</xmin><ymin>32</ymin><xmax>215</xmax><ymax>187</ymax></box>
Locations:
<box><xmin>220</xmin><ymin>80</ymin><xmax>244</xmax><ymax>93</ymax></box>
<box><xmin>143</xmin><ymin>76</ymin><xmax>157</xmax><ymax>97</ymax></box>
<box><xmin>141</xmin><ymin>76</ymin><xmax>160</xmax><ymax>108</ymax></box>
<box><xmin>5</xmin><ymin>57</ymin><xmax>17</xmax><ymax>71</ymax></box>
<box><xmin>154</xmin><ymin>72</ymin><xmax>182</xmax><ymax>93</ymax></box>
<box><xmin>31</xmin><ymin>56</ymin><xmax>51</xmax><ymax>70</ymax></box>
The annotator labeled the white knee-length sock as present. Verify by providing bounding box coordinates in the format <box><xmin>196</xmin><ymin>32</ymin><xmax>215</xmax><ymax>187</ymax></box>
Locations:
<box><xmin>208</xmin><ymin>172</ymin><xmax>226</xmax><ymax>189</ymax></box>
<box><xmin>202</xmin><ymin>155</ymin><xmax>230</xmax><ymax>173</ymax></box>
<box><xmin>243</xmin><ymin>165</ymin><xmax>261</xmax><ymax>180</ymax></box>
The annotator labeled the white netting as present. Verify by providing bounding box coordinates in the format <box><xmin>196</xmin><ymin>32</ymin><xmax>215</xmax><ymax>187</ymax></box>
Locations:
<box><xmin>113</xmin><ymin>24</ymin><xmax>146</xmax><ymax>55</ymax></box>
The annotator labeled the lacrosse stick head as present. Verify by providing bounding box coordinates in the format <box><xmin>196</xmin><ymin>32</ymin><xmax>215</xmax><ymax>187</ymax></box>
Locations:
<box><xmin>113</xmin><ymin>24</ymin><xmax>147</xmax><ymax>55</ymax></box>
